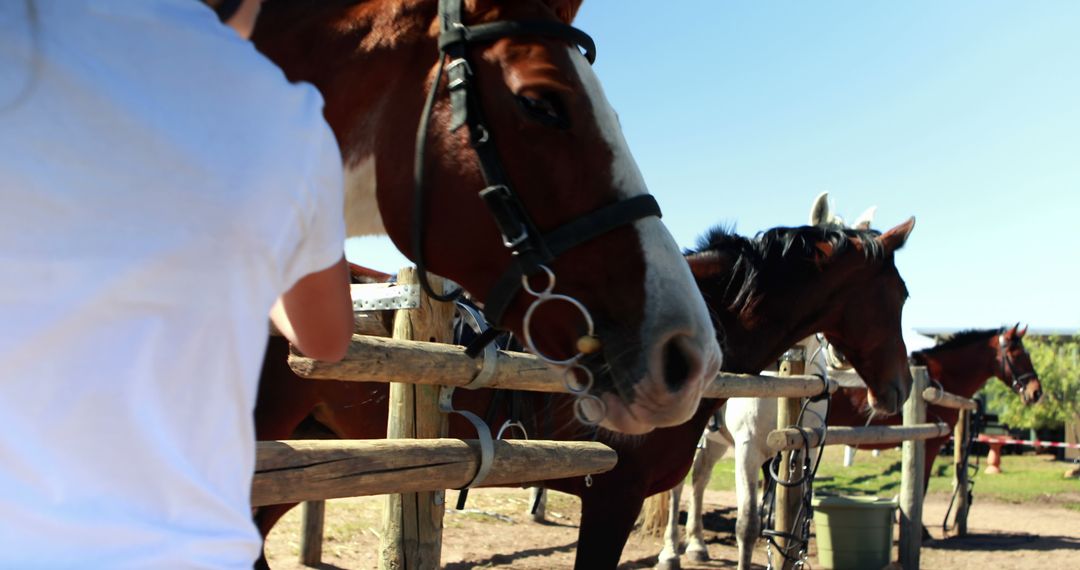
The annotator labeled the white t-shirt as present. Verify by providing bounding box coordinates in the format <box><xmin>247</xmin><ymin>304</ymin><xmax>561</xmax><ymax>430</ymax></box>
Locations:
<box><xmin>0</xmin><ymin>1</ymin><xmax>346</xmax><ymax>567</ymax></box>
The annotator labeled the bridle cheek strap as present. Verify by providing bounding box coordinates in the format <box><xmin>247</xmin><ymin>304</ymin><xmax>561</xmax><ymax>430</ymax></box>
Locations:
<box><xmin>998</xmin><ymin>334</ymin><xmax>1037</xmax><ymax>392</ymax></box>
<box><xmin>425</xmin><ymin>0</ymin><xmax>661</xmax><ymax>328</ymax></box>
<box><xmin>482</xmin><ymin>194</ymin><xmax>661</xmax><ymax>326</ymax></box>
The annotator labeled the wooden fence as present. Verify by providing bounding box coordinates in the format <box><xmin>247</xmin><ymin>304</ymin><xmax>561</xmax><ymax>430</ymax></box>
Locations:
<box><xmin>274</xmin><ymin>267</ymin><xmax>844</xmax><ymax>569</ymax></box>
<box><xmin>767</xmin><ymin>366</ymin><xmax>977</xmax><ymax>569</ymax></box>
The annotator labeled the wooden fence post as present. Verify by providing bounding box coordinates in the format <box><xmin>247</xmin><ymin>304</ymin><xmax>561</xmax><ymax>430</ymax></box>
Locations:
<box><xmin>899</xmin><ymin>366</ymin><xmax>929</xmax><ymax>569</ymax></box>
<box><xmin>299</xmin><ymin>500</ymin><xmax>325</xmax><ymax>566</ymax></box>
<box><xmin>953</xmin><ymin>408</ymin><xmax>970</xmax><ymax>536</ymax></box>
<box><xmin>775</xmin><ymin>350</ymin><xmax>806</xmax><ymax>570</ymax></box>
<box><xmin>378</xmin><ymin>268</ymin><xmax>455</xmax><ymax>570</ymax></box>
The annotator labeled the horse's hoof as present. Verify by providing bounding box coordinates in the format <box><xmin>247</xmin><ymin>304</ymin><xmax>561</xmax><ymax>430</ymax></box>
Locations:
<box><xmin>686</xmin><ymin>548</ymin><xmax>710</xmax><ymax>563</ymax></box>
<box><xmin>654</xmin><ymin>559</ymin><xmax>681</xmax><ymax>570</ymax></box>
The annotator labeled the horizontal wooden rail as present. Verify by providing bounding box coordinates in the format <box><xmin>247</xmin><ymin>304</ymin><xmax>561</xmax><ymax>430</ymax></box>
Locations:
<box><xmin>251</xmin><ymin>439</ymin><xmax>617</xmax><ymax>507</ymax></box>
<box><xmin>766</xmin><ymin>422</ymin><xmax>951</xmax><ymax>452</ymax></box>
<box><xmin>289</xmin><ymin>335</ymin><xmax>838</xmax><ymax>399</ymax></box>
<box><xmin>921</xmin><ymin>387</ymin><xmax>977</xmax><ymax>411</ymax></box>
<box><xmin>709</xmin><ymin>373</ymin><xmax>837</xmax><ymax>398</ymax></box>
<box><xmin>271</xmin><ymin>312</ymin><xmax>390</xmax><ymax>338</ymax></box>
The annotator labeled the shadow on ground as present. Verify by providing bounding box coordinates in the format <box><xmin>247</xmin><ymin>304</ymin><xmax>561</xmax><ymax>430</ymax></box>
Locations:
<box><xmin>444</xmin><ymin>541</ymin><xmax>578</xmax><ymax>569</ymax></box>
<box><xmin>926</xmin><ymin>532</ymin><xmax>1080</xmax><ymax>552</ymax></box>
<box><xmin>620</xmin><ymin>506</ymin><xmax>744</xmax><ymax>569</ymax></box>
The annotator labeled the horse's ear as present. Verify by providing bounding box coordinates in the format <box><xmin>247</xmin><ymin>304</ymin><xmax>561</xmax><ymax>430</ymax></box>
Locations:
<box><xmin>685</xmin><ymin>251</ymin><xmax>723</xmax><ymax>279</ymax></box>
<box><xmin>539</xmin><ymin>0</ymin><xmax>582</xmax><ymax>23</ymax></box>
<box><xmin>852</xmin><ymin>206</ymin><xmax>877</xmax><ymax>230</ymax></box>
<box><xmin>1019</xmin><ymin>324</ymin><xmax>1029</xmax><ymax>338</ymax></box>
<box><xmin>878</xmin><ymin>217</ymin><xmax>915</xmax><ymax>252</ymax></box>
<box><xmin>809</xmin><ymin>191</ymin><xmax>831</xmax><ymax>227</ymax></box>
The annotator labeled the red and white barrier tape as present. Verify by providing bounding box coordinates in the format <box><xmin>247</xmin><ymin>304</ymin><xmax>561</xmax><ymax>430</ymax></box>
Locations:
<box><xmin>974</xmin><ymin>434</ymin><xmax>1080</xmax><ymax>450</ymax></box>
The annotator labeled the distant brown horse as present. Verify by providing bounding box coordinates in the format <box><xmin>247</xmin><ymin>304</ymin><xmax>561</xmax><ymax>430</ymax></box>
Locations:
<box><xmin>253</xmin><ymin>219</ymin><xmax>915</xmax><ymax>568</ymax></box>
<box><xmin>252</xmin><ymin>0</ymin><xmax>721</xmax><ymax>435</ymax></box>
<box><xmin>830</xmin><ymin>325</ymin><xmax>1042</xmax><ymax>487</ymax></box>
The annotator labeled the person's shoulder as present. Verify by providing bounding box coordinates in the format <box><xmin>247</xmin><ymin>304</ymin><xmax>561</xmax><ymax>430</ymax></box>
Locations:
<box><xmin>183</xmin><ymin>14</ymin><xmax>329</xmax><ymax>136</ymax></box>
<box><xmin>160</xmin><ymin>4</ymin><xmax>338</xmax><ymax>184</ymax></box>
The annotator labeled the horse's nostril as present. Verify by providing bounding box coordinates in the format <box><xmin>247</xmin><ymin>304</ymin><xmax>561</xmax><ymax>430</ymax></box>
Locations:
<box><xmin>662</xmin><ymin>338</ymin><xmax>693</xmax><ymax>392</ymax></box>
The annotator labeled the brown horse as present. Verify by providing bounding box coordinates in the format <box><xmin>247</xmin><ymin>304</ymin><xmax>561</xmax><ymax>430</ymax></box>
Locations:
<box><xmin>252</xmin><ymin>0</ymin><xmax>721</xmax><ymax>435</ymax></box>
<box><xmin>828</xmin><ymin>325</ymin><xmax>1042</xmax><ymax>489</ymax></box>
<box><xmin>543</xmin><ymin>220</ymin><xmax>914</xmax><ymax>568</ymax></box>
<box><xmin>253</xmin><ymin>219</ymin><xmax>915</xmax><ymax>567</ymax></box>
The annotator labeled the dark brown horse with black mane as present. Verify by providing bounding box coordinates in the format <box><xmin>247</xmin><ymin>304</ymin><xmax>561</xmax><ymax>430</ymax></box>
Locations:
<box><xmin>252</xmin><ymin>0</ymin><xmax>721</xmax><ymax>435</ymax></box>
<box><xmin>829</xmin><ymin>325</ymin><xmax>1042</xmax><ymax>489</ymax></box>
<box><xmin>253</xmin><ymin>218</ymin><xmax>915</xmax><ymax>567</ymax></box>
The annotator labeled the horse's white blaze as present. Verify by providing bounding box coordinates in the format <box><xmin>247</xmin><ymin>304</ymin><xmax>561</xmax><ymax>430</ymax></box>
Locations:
<box><xmin>569</xmin><ymin>51</ymin><xmax>721</xmax><ymax>422</ymax></box>
<box><xmin>343</xmin><ymin>154</ymin><xmax>384</xmax><ymax>236</ymax></box>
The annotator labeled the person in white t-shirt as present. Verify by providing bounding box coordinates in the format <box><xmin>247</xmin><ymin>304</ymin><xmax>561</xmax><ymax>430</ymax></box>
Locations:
<box><xmin>0</xmin><ymin>0</ymin><xmax>354</xmax><ymax>567</ymax></box>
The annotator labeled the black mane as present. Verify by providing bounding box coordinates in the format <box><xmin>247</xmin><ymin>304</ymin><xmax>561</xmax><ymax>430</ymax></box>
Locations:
<box><xmin>915</xmin><ymin>328</ymin><xmax>1004</xmax><ymax>357</ymax></box>
<box><xmin>687</xmin><ymin>224</ymin><xmax>886</xmax><ymax>312</ymax></box>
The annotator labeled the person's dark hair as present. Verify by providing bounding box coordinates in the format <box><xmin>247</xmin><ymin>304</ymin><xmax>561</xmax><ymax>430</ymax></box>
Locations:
<box><xmin>1</xmin><ymin>0</ymin><xmax>41</xmax><ymax>113</ymax></box>
<box><xmin>203</xmin><ymin>0</ymin><xmax>244</xmax><ymax>22</ymax></box>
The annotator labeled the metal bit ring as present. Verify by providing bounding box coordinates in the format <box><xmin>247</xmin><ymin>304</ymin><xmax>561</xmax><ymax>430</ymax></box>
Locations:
<box><xmin>563</xmin><ymin>366</ymin><xmax>594</xmax><ymax>395</ymax></box>
<box><xmin>574</xmin><ymin>394</ymin><xmax>607</xmax><ymax>426</ymax></box>
<box><xmin>522</xmin><ymin>266</ymin><xmax>595</xmax><ymax>367</ymax></box>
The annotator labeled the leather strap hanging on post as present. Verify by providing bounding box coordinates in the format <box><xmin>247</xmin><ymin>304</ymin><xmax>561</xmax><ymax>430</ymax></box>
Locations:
<box><xmin>411</xmin><ymin>0</ymin><xmax>662</xmax><ymax>338</ymax></box>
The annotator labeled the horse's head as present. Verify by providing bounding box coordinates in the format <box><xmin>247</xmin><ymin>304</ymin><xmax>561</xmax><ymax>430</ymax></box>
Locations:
<box><xmin>348</xmin><ymin>0</ymin><xmax>721</xmax><ymax>433</ymax></box>
<box><xmin>804</xmin><ymin>219</ymin><xmax>915</xmax><ymax>416</ymax></box>
<box><xmin>683</xmin><ymin>218</ymin><xmax>912</xmax><ymax>414</ymax></box>
<box><xmin>994</xmin><ymin>324</ymin><xmax>1042</xmax><ymax>405</ymax></box>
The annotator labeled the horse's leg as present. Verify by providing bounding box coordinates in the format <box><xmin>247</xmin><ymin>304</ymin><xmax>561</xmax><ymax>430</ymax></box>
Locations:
<box><xmin>655</xmin><ymin>485</ymin><xmax>683</xmax><ymax>570</ymax></box>
<box><xmin>575</xmin><ymin>487</ymin><xmax>646</xmax><ymax>570</ymax></box>
<box><xmin>920</xmin><ymin>437</ymin><xmax>948</xmax><ymax>541</ymax></box>
<box><xmin>733</xmin><ymin>436</ymin><xmax>763</xmax><ymax>570</ymax></box>
<box><xmin>252</xmin><ymin>502</ymin><xmax>303</xmax><ymax>570</ymax></box>
<box><xmin>685</xmin><ymin>435</ymin><xmax>727</xmax><ymax>562</ymax></box>
<box><xmin>528</xmin><ymin>487</ymin><xmax>547</xmax><ymax>522</ymax></box>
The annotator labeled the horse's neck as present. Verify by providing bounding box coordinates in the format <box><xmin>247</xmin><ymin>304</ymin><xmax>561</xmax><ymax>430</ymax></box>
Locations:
<box><xmin>715</xmin><ymin>290</ymin><xmax>836</xmax><ymax>375</ymax></box>
<box><xmin>256</xmin><ymin>1</ymin><xmax>436</xmax><ymax>238</ymax></box>
<box><xmin>918</xmin><ymin>342</ymin><xmax>997</xmax><ymax>398</ymax></box>
<box><xmin>255</xmin><ymin>0</ymin><xmax>432</xmax><ymax>158</ymax></box>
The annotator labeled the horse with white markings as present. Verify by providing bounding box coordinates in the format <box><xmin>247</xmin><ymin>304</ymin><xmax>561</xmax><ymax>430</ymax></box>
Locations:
<box><xmin>651</xmin><ymin>193</ymin><xmax>880</xmax><ymax>570</ymax></box>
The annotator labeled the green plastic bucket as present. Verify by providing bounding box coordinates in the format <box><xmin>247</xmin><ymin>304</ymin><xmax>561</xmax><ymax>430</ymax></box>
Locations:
<box><xmin>811</xmin><ymin>494</ymin><xmax>897</xmax><ymax>570</ymax></box>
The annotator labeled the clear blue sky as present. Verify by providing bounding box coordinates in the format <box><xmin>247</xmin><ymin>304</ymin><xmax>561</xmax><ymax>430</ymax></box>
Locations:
<box><xmin>346</xmin><ymin>1</ymin><xmax>1080</xmax><ymax>346</ymax></box>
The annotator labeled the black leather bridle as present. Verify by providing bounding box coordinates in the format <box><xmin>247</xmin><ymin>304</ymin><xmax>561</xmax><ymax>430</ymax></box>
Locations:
<box><xmin>998</xmin><ymin>333</ymin><xmax>1037</xmax><ymax>394</ymax></box>
<box><xmin>412</xmin><ymin>0</ymin><xmax>662</xmax><ymax>333</ymax></box>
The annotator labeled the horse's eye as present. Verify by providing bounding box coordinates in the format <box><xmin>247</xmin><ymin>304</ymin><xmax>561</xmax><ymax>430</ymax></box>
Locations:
<box><xmin>516</xmin><ymin>93</ymin><xmax>568</xmax><ymax>129</ymax></box>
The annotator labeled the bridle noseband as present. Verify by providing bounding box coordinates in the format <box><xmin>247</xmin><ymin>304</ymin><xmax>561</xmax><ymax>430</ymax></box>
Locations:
<box><xmin>412</xmin><ymin>0</ymin><xmax>662</xmax><ymax>424</ymax></box>
<box><xmin>998</xmin><ymin>333</ymin><xmax>1037</xmax><ymax>394</ymax></box>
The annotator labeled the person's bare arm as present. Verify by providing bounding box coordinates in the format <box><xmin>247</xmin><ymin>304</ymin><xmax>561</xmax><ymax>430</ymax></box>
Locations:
<box><xmin>270</xmin><ymin>256</ymin><xmax>352</xmax><ymax>362</ymax></box>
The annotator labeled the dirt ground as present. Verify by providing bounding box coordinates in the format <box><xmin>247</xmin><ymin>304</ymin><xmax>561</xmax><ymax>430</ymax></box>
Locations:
<box><xmin>264</xmin><ymin>485</ymin><xmax>1080</xmax><ymax>569</ymax></box>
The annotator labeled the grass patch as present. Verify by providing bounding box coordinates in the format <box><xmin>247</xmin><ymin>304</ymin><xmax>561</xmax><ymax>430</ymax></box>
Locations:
<box><xmin>708</xmin><ymin>445</ymin><xmax>1080</xmax><ymax>505</ymax></box>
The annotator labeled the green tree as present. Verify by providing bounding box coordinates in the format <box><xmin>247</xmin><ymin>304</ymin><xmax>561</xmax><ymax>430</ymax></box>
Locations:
<box><xmin>979</xmin><ymin>335</ymin><xmax>1080</xmax><ymax>430</ymax></box>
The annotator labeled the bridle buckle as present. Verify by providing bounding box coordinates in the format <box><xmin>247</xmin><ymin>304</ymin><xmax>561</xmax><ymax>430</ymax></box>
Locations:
<box><xmin>446</xmin><ymin>58</ymin><xmax>473</xmax><ymax>76</ymax></box>
<box><xmin>478</xmin><ymin>184</ymin><xmax>531</xmax><ymax>249</ymax></box>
